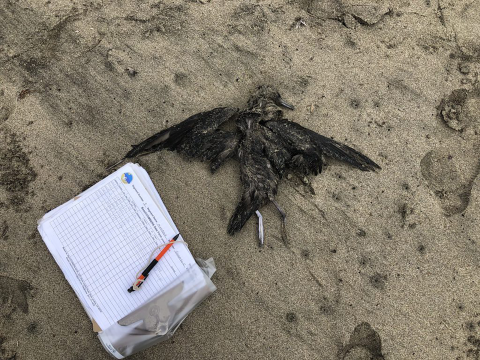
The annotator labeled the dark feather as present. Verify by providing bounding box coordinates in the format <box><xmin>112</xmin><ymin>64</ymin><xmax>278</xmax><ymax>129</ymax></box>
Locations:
<box><xmin>125</xmin><ymin>107</ymin><xmax>238</xmax><ymax>160</ymax></box>
<box><xmin>265</xmin><ymin>119</ymin><xmax>381</xmax><ymax>172</ymax></box>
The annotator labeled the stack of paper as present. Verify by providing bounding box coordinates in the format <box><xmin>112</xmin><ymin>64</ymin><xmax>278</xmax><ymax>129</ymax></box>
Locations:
<box><xmin>38</xmin><ymin>163</ymin><xmax>204</xmax><ymax>332</ymax></box>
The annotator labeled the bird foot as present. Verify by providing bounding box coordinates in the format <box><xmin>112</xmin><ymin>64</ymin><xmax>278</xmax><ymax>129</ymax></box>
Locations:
<box><xmin>255</xmin><ymin>210</ymin><xmax>264</xmax><ymax>247</ymax></box>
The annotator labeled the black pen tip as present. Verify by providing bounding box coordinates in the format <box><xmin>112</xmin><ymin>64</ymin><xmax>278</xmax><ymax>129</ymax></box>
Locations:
<box><xmin>173</xmin><ymin>233</ymin><xmax>180</xmax><ymax>241</ymax></box>
<box><xmin>127</xmin><ymin>286</ymin><xmax>134</xmax><ymax>293</ymax></box>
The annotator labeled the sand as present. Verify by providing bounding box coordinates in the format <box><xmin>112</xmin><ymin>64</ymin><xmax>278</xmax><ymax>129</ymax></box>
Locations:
<box><xmin>1</xmin><ymin>0</ymin><xmax>480</xmax><ymax>359</ymax></box>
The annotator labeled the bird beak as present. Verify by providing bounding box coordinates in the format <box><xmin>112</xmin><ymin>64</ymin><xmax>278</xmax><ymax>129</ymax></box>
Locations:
<box><xmin>277</xmin><ymin>97</ymin><xmax>295</xmax><ymax>110</ymax></box>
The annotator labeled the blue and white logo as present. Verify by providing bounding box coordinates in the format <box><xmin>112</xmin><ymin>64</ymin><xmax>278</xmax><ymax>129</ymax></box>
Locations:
<box><xmin>121</xmin><ymin>172</ymin><xmax>133</xmax><ymax>184</ymax></box>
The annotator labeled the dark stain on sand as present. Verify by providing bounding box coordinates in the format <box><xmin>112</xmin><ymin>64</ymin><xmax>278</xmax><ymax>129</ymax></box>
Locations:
<box><xmin>0</xmin><ymin>333</ymin><xmax>17</xmax><ymax>360</ymax></box>
<box><xmin>369</xmin><ymin>273</ymin><xmax>387</xmax><ymax>290</ymax></box>
<box><xmin>286</xmin><ymin>312</ymin><xmax>297</xmax><ymax>323</ymax></box>
<box><xmin>27</xmin><ymin>321</ymin><xmax>41</xmax><ymax>335</ymax></box>
<box><xmin>457</xmin><ymin>319</ymin><xmax>480</xmax><ymax>359</ymax></box>
<box><xmin>301</xmin><ymin>249</ymin><xmax>310</xmax><ymax>259</ymax></box>
<box><xmin>417</xmin><ymin>244</ymin><xmax>426</xmax><ymax>254</ymax></box>
<box><xmin>466</xmin><ymin>335</ymin><xmax>480</xmax><ymax>359</ymax></box>
<box><xmin>174</xmin><ymin>72</ymin><xmax>188</xmax><ymax>87</ymax></box>
<box><xmin>0</xmin><ymin>90</ymin><xmax>15</xmax><ymax>125</ymax></box>
<box><xmin>132</xmin><ymin>3</ymin><xmax>187</xmax><ymax>37</ymax></box>
<box><xmin>0</xmin><ymin>221</ymin><xmax>8</xmax><ymax>241</ymax></box>
<box><xmin>319</xmin><ymin>297</ymin><xmax>336</xmax><ymax>316</ymax></box>
<box><xmin>230</xmin><ymin>4</ymin><xmax>270</xmax><ymax>35</ymax></box>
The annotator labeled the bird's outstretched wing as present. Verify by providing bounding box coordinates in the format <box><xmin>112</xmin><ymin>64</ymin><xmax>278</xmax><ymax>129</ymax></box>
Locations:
<box><xmin>124</xmin><ymin>107</ymin><xmax>240</xmax><ymax>172</ymax></box>
<box><xmin>263</xmin><ymin>119</ymin><xmax>381</xmax><ymax>174</ymax></box>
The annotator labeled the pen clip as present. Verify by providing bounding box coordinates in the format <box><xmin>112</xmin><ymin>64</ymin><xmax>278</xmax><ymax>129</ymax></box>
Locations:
<box><xmin>127</xmin><ymin>234</ymin><xmax>184</xmax><ymax>293</ymax></box>
<box><xmin>132</xmin><ymin>276</ymin><xmax>147</xmax><ymax>291</ymax></box>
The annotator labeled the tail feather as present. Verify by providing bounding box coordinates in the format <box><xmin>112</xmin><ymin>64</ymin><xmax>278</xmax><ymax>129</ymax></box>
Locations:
<box><xmin>227</xmin><ymin>196</ymin><xmax>262</xmax><ymax>235</ymax></box>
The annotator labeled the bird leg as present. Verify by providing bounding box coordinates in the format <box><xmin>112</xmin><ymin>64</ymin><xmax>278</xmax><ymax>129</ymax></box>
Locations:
<box><xmin>272</xmin><ymin>200</ymin><xmax>288</xmax><ymax>245</ymax></box>
<box><xmin>255</xmin><ymin>210</ymin><xmax>264</xmax><ymax>247</ymax></box>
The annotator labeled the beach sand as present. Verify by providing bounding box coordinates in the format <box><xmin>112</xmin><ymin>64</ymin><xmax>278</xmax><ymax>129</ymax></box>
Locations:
<box><xmin>1</xmin><ymin>0</ymin><xmax>480</xmax><ymax>359</ymax></box>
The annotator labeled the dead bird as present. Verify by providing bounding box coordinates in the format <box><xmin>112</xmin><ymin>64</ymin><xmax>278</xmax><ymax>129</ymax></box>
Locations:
<box><xmin>108</xmin><ymin>85</ymin><xmax>380</xmax><ymax>245</ymax></box>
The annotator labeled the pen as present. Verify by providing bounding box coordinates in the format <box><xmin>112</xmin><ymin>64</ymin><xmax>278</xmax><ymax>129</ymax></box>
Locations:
<box><xmin>127</xmin><ymin>233</ymin><xmax>180</xmax><ymax>293</ymax></box>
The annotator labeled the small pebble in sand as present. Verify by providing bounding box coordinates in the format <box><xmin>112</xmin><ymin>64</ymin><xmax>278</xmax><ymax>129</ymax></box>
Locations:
<box><xmin>291</xmin><ymin>17</ymin><xmax>307</xmax><ymax>29</ymax></box>
<box><xmin>125</xmin><ymin>67</ymin><xmax>138</xmax><ymax>78</ymax></box>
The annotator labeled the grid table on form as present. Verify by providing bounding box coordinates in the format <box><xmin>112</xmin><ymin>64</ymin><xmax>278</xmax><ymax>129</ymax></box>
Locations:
<box><xmin>49</xmin><ymin>177</ymin><xmax>182</xmax><ymax>327</ymax></box>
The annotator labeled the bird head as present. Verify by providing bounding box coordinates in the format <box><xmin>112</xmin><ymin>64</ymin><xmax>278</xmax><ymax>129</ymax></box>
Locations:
<box><xmin>247</xmin><ymin>85</ymin><xmax>295</xmax><ymax>113</ymax></box>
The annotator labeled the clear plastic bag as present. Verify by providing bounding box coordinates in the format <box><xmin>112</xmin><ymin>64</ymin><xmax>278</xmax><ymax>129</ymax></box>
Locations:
<box><xmin>98</xmin><ymin>258</ymin><xmax>216</xmax><ymax>358</ymax></box>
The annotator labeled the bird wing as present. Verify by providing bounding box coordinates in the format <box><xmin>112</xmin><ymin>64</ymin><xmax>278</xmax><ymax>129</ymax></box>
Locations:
<box><xmin>264</xmin><ymin>119</ymin><xmax>381</xmax><ymax>173</ymax></box>
<box><xmin>125</xmin><ymin>107</ymin><xmax>240</xmax><ymax>172</ymax></box>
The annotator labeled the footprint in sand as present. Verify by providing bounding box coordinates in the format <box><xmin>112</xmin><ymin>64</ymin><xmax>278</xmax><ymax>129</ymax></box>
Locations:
<box><xmin>421</xmin><ymin>87</ymin><xmax>480</xmax><ymax>216</ymax></box>
<box><xmin>0</xmin><ymin>275</ymin><xmax>33</xmax><ymax>318</ymax></box>
<box><xmin>340</xmin><ymin>322</ymin><xmax>385</xmax><ymax>360</ymax></box>
<box><xmin>0</xmin><ymin>128</ymin><xmax>37</xmax><ymax>210</ymax></box>
<box><xmin>421</xmin><ymin>146</ymin><xmax>479</xmax><ymax>215</ymax></box>
<box><xmin>438</xmin><ymin>87</ymin><xmax>480</xmax><ymax>135</ymax></box>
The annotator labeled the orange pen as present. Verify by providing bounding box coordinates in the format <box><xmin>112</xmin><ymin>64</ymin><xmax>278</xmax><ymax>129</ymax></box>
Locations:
<box><xmin>127</xmin><ymin>234</ymin><xmax>179</xmax><ymax>293</ymax></box>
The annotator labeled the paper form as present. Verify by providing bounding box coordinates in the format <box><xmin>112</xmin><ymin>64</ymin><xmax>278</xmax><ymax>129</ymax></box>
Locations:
<box><xmin>38</xmin><ymin>164</ymin><xmax>197</xmax><ymax>330</ymax></box>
